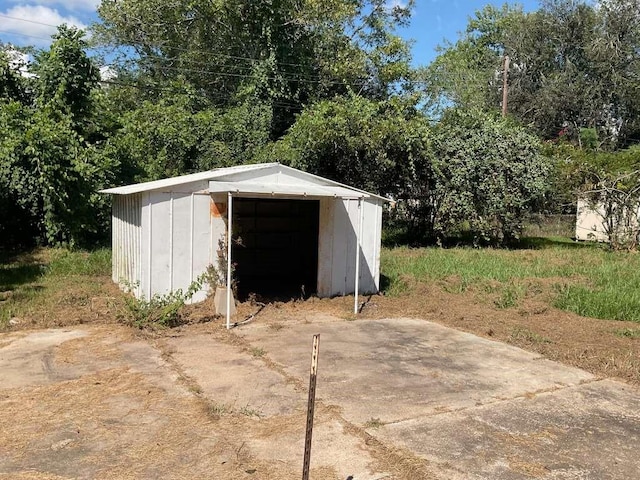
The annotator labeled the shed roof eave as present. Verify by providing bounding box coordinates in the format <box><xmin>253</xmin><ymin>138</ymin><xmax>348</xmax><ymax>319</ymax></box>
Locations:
<box><xmin>98</xmin><ymin>163</ymin><xmax>279</xmax><ymax>195</ymax></box>
<box><xmin>207</xmin><ymin>181</ymin><xmax>367</xmax><ymax>199</ymax></box>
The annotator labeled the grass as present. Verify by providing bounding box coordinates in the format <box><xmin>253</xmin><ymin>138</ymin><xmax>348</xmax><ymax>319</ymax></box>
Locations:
<box><xmin>613</xmin><ymin>328</ymin><xmax>640</xmax><ymax>339</ymax></box>
<box><xmin>249</xmin><ymin>347</ymin><xmax>266</xmax><ymax>358</ymax></box>
<box><xmin>381</xmin><ymin>238</ymin><xmax>640</xmax><ymax>323</ymax></box>
<box><xmin>206</xmin><ymin>401</ymin><xmax>231</xmax><ymax>418</ymax></box>
<box><xmin>239</xmin><ymin>405</ymin><xmax>263</xmax><ymax>418</ymax></box>
<box><xmin>364</xmin><ymin>418</ymin><xmax>384</xmax><ymax>429</ymax></box>
<box><xmin>0</xmin><ymin>248</ymin><xmax>112</xmax><ymax>328</ymax></box>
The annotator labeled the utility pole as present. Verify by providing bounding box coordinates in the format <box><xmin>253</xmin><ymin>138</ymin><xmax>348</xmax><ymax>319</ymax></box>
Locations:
<box><xmin>502</xmin><ymin>55</ymin><xmax>510</xmax><ymax>117</ymax></box>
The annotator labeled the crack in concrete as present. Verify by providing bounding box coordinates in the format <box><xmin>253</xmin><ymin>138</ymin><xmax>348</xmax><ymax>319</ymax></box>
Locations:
<box><xmin>382</xmin><ymin>377</ymin><xmax>608</xmax><ymax>428</ymax></box>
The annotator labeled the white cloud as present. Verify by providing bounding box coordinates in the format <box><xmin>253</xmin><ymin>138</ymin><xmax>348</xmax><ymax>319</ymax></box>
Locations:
<box><xmin>5</xmin><ymin>0</ymin><xmax>99</xmax><ymax>13</ymax></box>
<box><xmin>386</xmin><ymin>0</ymin><xmax>408</xmax><ymax>9</ymax></box>
<box><xmin>0</xmin><ymin>5</ymin><xmax>87</xmax><ymax>42</ymax></box>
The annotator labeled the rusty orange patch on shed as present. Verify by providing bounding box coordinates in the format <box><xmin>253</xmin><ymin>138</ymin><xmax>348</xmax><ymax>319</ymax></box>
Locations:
<box><xmin>210</xmin><ymin>199</ymin><xmax>227</xmax><ymax>217</ymax></box>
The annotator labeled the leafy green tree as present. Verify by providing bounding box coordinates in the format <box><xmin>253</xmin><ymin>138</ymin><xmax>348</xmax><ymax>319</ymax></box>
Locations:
<box><xmin>426</xmin><ymin>0</ymin><xmax>640</xmax><ymax>149</ymax></box>
<box><xmin>104</xmin><ymin>84</ymin><xmax>272</xmax><ymax>181</ymax></box>
<box><xmin>431</xmin><ymin>109</ymin><xmax>551</xmax><ymax>245</ymax></box>
<box><xmin>33</xmin><ymin>26</ymin><xmax>100</xmax><ymax>136</ymax></box>
<box><xmin>263</xmin><ymin>94</ymin><xmax>432</xmax><ymax>194</ymax></box>
<box><xmin>259</xmin><ymin>94</ymin><xmax>436</xmax><ymax>239</ymax></box>
<box><xmin>94</xmin><ymin>0</ymin><xmax>417</xmax><ymax>137</ymax></box>
<box><xmin>0</xmin><ymin>27</ymin><xmax>116</xmax><ymax>248</ymax></box>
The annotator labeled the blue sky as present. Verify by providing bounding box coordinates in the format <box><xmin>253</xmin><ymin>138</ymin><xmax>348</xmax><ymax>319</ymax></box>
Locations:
<box><xmin>402</xmin><ymin>0</ymin><xmax>540</xmax><ymax>65</ymax></box>
<box><xmin>0</xmin><ymin>0</ymin><xmax>540</xmax><ymax>66</ymax></box>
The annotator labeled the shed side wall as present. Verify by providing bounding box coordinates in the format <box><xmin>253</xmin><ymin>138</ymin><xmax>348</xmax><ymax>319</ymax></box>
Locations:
<box><xmin>112</xmin><ymin>194</ymin><xmax>142</xmax><ymax>295</ymax></box>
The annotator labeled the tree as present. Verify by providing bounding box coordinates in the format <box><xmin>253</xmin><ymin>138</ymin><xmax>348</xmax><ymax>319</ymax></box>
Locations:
<box><xmin>425</xmin><ymin>1</ymin><xmax>640</xmax><ymax>149</ymax></box>
<box><xmin>105</xmin><ymin>85</ymin><xmax>273</xmax><ymax>181</ymax></box>
<box><xmin>0</xmin><ymin>27</ymin><xmax>115</xmax><ymax>248</ymax></box>
<box><xmin>94</xmin><ymin>0</ymin><xmax>417</xmax><ymax>138</ymax></box>
<box><xmin>261</xmin><ymin>94</ymin><xmax>433</xmax><ymax>199</ymax></box>
<box><xmin>430</xmin><ymin>109</ymin><xmax>551</xmax><ymax>245</ymax></box>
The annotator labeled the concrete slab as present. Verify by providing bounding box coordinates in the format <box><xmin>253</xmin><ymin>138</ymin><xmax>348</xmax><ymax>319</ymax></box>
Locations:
<box><xmin>379</xmin><ymin>379</ymin><xmax>640</xmax><ymax>479</ymax></box>
<box><xmin>237</xmin><ymin>318</ymin><xmax>640</xmax><ymax>479</ymax></box>
<box><xmin>237</xmin><ymin>318</ymin><xmax>595</xmax><ymax>424</ymax></box>
<box><xmin>167</xmin><ymin>333</ymin><xmax>304</xmax><ymax>417</ymax></box>
<box><xmin>246</xmin><ymin>416</ymin><xmax>390</xmax><ymax>480</ymax></box>
<box><xmin>0</xmin><ymin>329</ymin><xmax>88</xmax><ymax>388</ymax></box>
<box><xmin>167</xmin><ymin>333</ymin><xmax>390</xmax><ymax>479</ymax></box>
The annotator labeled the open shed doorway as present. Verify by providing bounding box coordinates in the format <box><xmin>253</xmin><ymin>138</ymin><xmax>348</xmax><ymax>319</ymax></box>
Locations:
<box><xmin>232</xmin><ymin>198</ymin><xmax>319</xmax><ymax>300</ymax></box>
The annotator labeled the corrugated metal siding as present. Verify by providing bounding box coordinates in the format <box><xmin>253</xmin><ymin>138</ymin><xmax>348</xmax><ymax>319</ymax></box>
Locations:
<box><xmin>317</xmin><ymin>197</ymin><xmax>382</xmax><ymax>297</ymax></box>
<box><xmin>112</xmin><ymin>194</ymin><xmax>142</xmax><ymax>294</ymax></box>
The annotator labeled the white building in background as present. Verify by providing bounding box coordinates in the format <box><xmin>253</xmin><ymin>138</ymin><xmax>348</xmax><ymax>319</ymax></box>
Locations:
<box><xmin>575</xmin><ymin>197</ymin><xmax>640</xmax><ymax>244</ymax></box>
<box><xmin>100</xmin><ymin>163</ymin><xmax>388</xmax><ymax>320</ymax></box>
<box><xmin>99</xmin><ymin>65</ymin><xmax>117</xmax><ymax>84</ymax></box>
<box><xmin>575</xmin><ymin>198</ymin><xmax>610</xmax><ymax>242</ymax></box>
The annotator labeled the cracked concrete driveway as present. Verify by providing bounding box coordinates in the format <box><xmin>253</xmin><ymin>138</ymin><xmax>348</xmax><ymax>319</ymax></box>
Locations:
<box><xmin>235</xmin><ymin>317</ymin><xmax>640</xmax><ymax>479</ymax></box>
<box><xmin>1</xmin><ymin>317</ymin><xmax>638</xmax><ymax>479</ymax></box>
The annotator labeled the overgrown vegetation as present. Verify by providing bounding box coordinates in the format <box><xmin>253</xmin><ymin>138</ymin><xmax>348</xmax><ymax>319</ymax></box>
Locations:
<box><xmin>3</xmin><ymin>1</ymin><xmax>640</xmax><ymax>251</ymax></box>
<box><xmin>381</xmin><ymin>238</ymin><xmax>640</xmax><ymax>323</ymax></box>
<box><xmin>0</xmin><ymin>248</ymin><xmax>112</xmax><ymax>328</ymax></box>
<box><xmin>119</xmin><ymin>273</ymin><xmax>208</xmax><ymax>329</ymax></box>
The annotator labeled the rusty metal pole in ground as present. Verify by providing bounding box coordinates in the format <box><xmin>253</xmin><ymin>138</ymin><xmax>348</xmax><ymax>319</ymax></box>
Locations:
<box><xmin>302</xmin><ymin>334</ymin><xmax>320</xmax><ymax>480</ymax></box>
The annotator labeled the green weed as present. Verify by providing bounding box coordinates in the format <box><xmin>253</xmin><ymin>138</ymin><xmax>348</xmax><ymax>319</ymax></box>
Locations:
<box><xmin>249</xmin><ymin>347</ymin><xmax>266</xmax><ymax>358</ymax></box>
<box><xmin>206</xmin><ymin>402</ymin><xmax>231</xmax><ymax>418</ymax></box>
<box><xmin>364</xmin><ymin>418</ymin><xmax>384</xmax><ymax>429</ymax></box>
<box><xmin>614</xmin><ymin>328</ymin><xmax>640</xmax><ymax>339</ymax></box>
<box><xmin>510</xmin><ymin>326</ymin><xmax>552</xmax><ymax>345</ymax></box>
<box><xmin>239</xmin><ymin>405</ymin><xmax>263</xmax><ymax>418</ymax></box>
<box><xmin>119</xmin><ymin>273</ymin><xmax>207</xmax><ymax>329</ymax></box>
<box><xmin>495</xmin><ymin>284</ymin><xmax>526</xmax><ymax>309</ymax></box>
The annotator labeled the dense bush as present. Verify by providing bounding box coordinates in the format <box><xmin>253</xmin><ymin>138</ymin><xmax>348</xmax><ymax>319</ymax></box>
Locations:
<box><xmin>430</xmin><ymin>109</ymin><xmax>551</xmax><ymax>245</ymax></box>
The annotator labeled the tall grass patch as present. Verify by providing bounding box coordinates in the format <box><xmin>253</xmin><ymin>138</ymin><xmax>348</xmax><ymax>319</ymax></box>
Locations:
<box><xmin>381</xmin><ymin>241</ymin><xmax>640</xmax><ymax>322</ymax></box>
<box><xmin>0</xmin><ymin>248</ymin><xmax>112</xmax><ymax>328</ymax></box>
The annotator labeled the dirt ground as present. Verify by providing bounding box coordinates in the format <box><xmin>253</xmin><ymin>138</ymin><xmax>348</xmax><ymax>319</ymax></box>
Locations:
<box><xmin>1</xmin><ymin>266</ymin><xmax>639</xmax><ymax>479</ymax></box>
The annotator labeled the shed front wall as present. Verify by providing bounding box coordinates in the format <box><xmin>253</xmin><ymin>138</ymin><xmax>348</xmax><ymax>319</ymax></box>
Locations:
<box><xmin>120</xmin><ymin>184</ymin><xmax>382</xmax><ymax>302</ymax></box>
<box><xmin>317</xmin><ymin>197</ymin><xmax>382</xmax><ymax>297</ymax></box>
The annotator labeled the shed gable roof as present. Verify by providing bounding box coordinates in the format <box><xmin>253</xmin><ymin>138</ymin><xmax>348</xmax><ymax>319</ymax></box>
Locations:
<box><xmin>99</xmin><ymin>163</ymin><xmax>389</xmax><ymax>201</ymax></box>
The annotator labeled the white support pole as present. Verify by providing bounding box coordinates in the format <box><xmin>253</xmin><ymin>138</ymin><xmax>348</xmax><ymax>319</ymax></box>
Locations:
<box><xmin>226</xmin><ymin>192</ymin><xmax>233</xmax><ymax>329</ymax></box>
<box><xmin>354</xmin><ymin>197</ymin><xmax>363</xmax><ymax>314</ymax></box>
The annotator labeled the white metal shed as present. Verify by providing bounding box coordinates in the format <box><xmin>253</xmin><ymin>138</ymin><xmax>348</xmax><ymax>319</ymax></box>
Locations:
<box><xmin>100</xmin><ymin>163</ymin><xmax>388</xmax><ymax>324</ymax></box>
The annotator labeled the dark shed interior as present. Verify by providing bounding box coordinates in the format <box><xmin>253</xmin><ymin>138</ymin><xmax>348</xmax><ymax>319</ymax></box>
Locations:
<box><xmin>232</xmin><ymin>198</ymin><xmax>319</xmax><ymax>299</ymax></box>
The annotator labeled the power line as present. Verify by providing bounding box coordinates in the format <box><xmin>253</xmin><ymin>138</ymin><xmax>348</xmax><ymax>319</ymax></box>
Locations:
<box><xmin>106</xmin><ymin>57</ymin><xmax>373</xmax><ymax>87</ymax></box>
<box><xmin>0</xmin><ymin>13</ymin><xmax>63</xmax><ymax>28</ymax></box>
<box><xmin>1</xmin><ymin>11</ymin><xmax>436</xmax><ymax>87</ymax></box>
<box><xmin>0</xmin><ymin>13</ymin><xmax>318</xmax><ymax>69</ymax></box>
<box><xmin>0</xmin><ymin>29</ymin><xmax>52</xmax><ymax>42</ymax></box>
<box><xmin>99</xmin><ymin>78</ymin><xmax>304</xmax><ymax>109</ymax></box>
<box><xmin>1</xmin><ymin>12</ymin><xmax>388</xmax><ymax>74</ymax></box>
<box><xmin>106</xmin><ymin>55</ymin><xmax>445</xmax><ymax>87</ymax></box>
